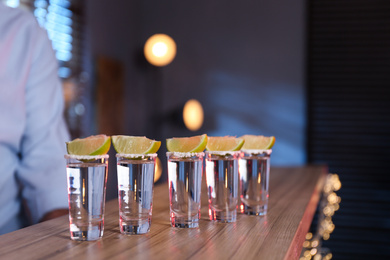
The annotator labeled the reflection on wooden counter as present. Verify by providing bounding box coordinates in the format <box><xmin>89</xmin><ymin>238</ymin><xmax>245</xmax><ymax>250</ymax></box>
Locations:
<box><xmin>0</xmin><ymin>166</ymin><xmax>326</xmax><ymax>260</ymax></box>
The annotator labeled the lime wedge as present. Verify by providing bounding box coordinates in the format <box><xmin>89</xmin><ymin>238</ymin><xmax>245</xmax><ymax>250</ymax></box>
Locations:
<box><xmin>240</xmin><ymin>135</ymin><xmax>275</xmax><ymax>150</ymax></box>
<box><xmin>166</xmin><ymin>134</ymin><xmax>207</xmax><ymax>152</ymax></box>
<box><xmin>66</xmin><ymin>135</ymin><xmax>111</xmax><ymax>155</ymax></box>
<box><xmin>112</xmin><ymin>136</ymin><xmax>161</xmax><ymax>154</ymax></box>
<box><xmin>206</xmin><ymin>136</ymin><xmax>244</xmax><ymax>151</ymax></box>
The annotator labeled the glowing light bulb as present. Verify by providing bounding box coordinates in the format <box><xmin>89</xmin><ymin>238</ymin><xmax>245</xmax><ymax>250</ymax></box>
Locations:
<box><xmin>183</xmin><ymin>99</ymin><xmax>204</xmax><ymax>131</ymax></box>
<box><xmin>152</xmin><ymin>42</ymin><xmax>168</xmax><ymax>57</ymax></box>
<box><xmin>144</xmin><ymin>34</ymin><xmax>176</xmax><ymax>66</ymax></box>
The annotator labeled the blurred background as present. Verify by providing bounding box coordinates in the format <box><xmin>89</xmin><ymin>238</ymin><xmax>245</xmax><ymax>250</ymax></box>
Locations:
<box><xmin>3</xmin><ymin>0</ymin><xmax>389</xmax><ymax>259</ymax></box>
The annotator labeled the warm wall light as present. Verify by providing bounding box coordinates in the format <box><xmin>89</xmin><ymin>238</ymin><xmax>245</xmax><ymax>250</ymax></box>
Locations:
<box><xmin>144</xmin><ymin>34</ymin><xmax>177</xmax><ymax>67</ymax></box>
<box><xmin>183</xmin><ymin>99</ymin><xmax>204</xmax><ymax>131</ymax></box>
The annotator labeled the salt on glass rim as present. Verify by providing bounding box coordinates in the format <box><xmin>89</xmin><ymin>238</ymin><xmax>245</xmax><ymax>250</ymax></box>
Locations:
<box><xmin>116</xmin><ymin>153</ymin><xmax>157</xmax><ymax>159</ymax></box>
<box><xmin>166</xmin><ymin>152</ymin><xmax>205</xmax><ymax>158</ymax></box>
<box><xmin>64</xmin><ymin>154</ymin><xmax>109</xmax><ymax>160</ymax></box>
<box><xmin>205</xmin><ymin>150</ymin><xmax>241</xmax><ymax>156</ymax></box>
<box><xmin>241</xmin><ymin>149</ymin><xmax>272</xmax><ymax>155</ymax></box>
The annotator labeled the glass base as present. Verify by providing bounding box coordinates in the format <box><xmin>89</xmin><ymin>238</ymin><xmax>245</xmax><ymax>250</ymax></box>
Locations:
<box><xmin>171</xmin><ymin>215</ymin><xmax>199</xmax><ymax>228</ymax></box>
<box><xmin>209</xmin><ymin>209</ymin><xmax>237</xmax><ymax>223</ymax></box>
<box><xmin>70</xmin><ymin>221</ymin><xmax>103</xmax><ymax>241</ymax></box>
<box><xmin>240</xmin><ymin>203</ymin><xmax>268</xmax><ymax>216</ymax></box>
<box><xmin>120</xmin><ymin>218</ymin><xmax>151</xmax><ymax>235</ymax></box>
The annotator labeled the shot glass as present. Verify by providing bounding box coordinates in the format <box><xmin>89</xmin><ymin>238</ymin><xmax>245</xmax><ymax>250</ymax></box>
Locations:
<box><xmin>205</xmin><ymin>151</ymin><xmax>239</xmax><ymax>223</ymax></box>
<box><xmin>167</xmin><ymin>152</ymin><xmax>204</xmax><ymax>228</ymax></box>
<box><xmin>239</xmin><ymin>149</ymin><xmax>272</xmax><ymax>216</ymax></box>
<box><xmin>65</xmin><ymin>154</ymin><xmax>109</xmax><ymax>241</ymax></box>
<box><xmin>116</xmin><ymin>153</ymin><xmax>156</xmax><ymax>235</ymax></box>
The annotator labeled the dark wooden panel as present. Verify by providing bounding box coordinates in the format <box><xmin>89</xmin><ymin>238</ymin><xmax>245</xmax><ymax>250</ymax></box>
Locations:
<box><xmin>96</xmin><ymin>56</ymin><xmax>125</xmax><ymax>136</ymax></box>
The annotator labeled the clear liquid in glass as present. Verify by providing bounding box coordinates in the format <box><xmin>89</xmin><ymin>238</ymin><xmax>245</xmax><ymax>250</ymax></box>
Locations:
<box><xmin>239</xmin><ymin>151</ymin><xmax>271</xmax><ymax>215</ymax></box>
<box><xmin>167</xmin><ymin>153</ymin><xmax>203</xmax><ymax>228</ymax></box>
<box><xmin>67</xmin><ymin>162</ymin><xmax>107</xmax><ymax>241</ymax></box>
<box><xmin>205</xmin><ymin>152</ymin><xmax>239</xmax><ymax>223</ymax></box>
<box><xmin>117</xmin><ymin>159</ymin><xmax>155</xmax><ymax>234</ymax></box>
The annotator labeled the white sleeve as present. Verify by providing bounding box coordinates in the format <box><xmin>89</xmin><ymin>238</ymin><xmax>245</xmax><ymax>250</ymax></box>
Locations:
<box><xmin>16</xmin><ymin>22</ymin><xmax>70</xmax><ymax>224</ymax></box>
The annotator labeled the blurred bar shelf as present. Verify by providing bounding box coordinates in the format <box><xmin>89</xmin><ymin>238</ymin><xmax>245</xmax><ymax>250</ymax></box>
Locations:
<box><xmin>0</xmin><ymin>166</ymin><xmax>327</xmax><ymax>260</ymax></box>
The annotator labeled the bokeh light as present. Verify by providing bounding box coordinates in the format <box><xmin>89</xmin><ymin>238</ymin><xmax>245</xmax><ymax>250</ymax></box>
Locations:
<box><xmin>154</xmin><ymin>157</ymin><xmax>162</xmax><ymax>183</ymax></box>
<box><xmin>144</xmin><ymin>34</ymin><xmax>176</xmax><ymax>66</ymax></box>
<box><xmin>183</xmin><ymin>99</ymin><xmax>204</xmax><ymax>131</ymax></box>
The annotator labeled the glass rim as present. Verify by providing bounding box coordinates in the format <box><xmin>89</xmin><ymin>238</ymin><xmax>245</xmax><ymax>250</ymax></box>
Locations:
<box><xmin>64</xmin><ymin>154</ymin><xmax>109</xmax><ymax>160</ymax></box>
<box><xmin>166</xmin><ymin>151</ymin><xmax>205</xmax><ymax>158</ymax></box>
<box><xmin>116</xmin><ymin>153</ymin><xmax>157</xmax><ymax>158</ymax></box>
<box><xmin>241</xmin><ymin>149</ymin><xmax>272</xmax><ymax>155</ymax></box>
<box><xmin>205</xmin><ymin>150</ymin><xmax>241</xmax><ymax>156</ymax></box>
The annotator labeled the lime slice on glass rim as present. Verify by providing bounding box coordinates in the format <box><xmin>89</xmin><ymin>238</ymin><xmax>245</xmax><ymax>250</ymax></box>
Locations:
<box><xmin>66</xmin><ymin>134</ymin><xmax>111</xmax><ymax>156</ymax></box>
<box><xmin>112</xmin><ymin>136</ymin><xmax>161</xmax><ymax>154</ymax></box>
<box><xmin>166</xmin><ymin>134</ymin><xmax>207</xmax><ymax>153</ymax></box>
<box><xmin>240</xmin><ymin>135</ymin><xmax>275</xmax><ymax>150</ymax></box>
<box><xmin>206</xmin><ymin>136</ymin><xmax>244</xmax><ymax>151</ymax></box>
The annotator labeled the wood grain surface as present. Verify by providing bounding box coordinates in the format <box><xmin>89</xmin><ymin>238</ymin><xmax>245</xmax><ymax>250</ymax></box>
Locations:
<box><xmin>0</xmin><ymin>166</ymin><xmax>326</xmax><ymax>260</ymax></box>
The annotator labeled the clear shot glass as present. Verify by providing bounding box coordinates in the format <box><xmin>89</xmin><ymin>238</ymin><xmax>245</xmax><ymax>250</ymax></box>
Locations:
<box><xmin>65</xmin><ymin>154</ymin><xmax>109</xmax><ymax>241</ymax></box>
<box><xmin>205</xmin><ymin>151</ymin><xmax>239</xmax><ymax>223</ymax></box>
<box><xmin>239</xmin><ymin>149</ymin><xmax>272</xmax><ymax>216</ymax></box>
<box><xmin>116</xmin><ymin>153</ymin><xmax>157</xmax><ymax>235</ymax></box>
<box><xmin>167</xmin><ymin>152</ymin><xmax>204</xmax><ymax>228</ymax></box>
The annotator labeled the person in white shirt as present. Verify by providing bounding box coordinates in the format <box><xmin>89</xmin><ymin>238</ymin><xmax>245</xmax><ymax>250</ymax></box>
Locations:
<box><xmin>0</xmin><ymin>3</ymin><xmax>70</xmax><ymax>234</ymax></box>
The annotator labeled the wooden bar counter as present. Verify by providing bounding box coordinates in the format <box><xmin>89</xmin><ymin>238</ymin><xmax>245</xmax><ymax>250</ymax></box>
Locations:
<box><xmin>0</xmin><ymin>166</ymin><xmax>327</xmax><ymax>260</ymax></box>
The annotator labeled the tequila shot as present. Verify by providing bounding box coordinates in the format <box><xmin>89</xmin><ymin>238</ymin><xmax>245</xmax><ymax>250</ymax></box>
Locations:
<box><xmin>167</xmin><ymin>152</ymin><xmax>204</xmax><ymax>228</ymax></box>
<box><xmin>65</xmin><ymin>154</ymin><xmax>109</xmax><ymax>241</ymax></box>
<box><xmin>116</xmin><ymin>153</ymin><xmax>156</xmax><ymax>235</ymax></box>
<box><xmin>239</xmin><ymin>149</ymin><xmax>272</xmax><ymax>215</ymax></box>
<box><xmin>205</xmin><ymin>151</ymin><xmax>239</xmax><ymax>223</ymax></box>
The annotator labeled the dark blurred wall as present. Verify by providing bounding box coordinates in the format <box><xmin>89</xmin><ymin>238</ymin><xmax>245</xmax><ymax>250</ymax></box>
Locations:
<box><xmin>84</xmin><ymin>1</ymin><xmax>390</xmax><ymax>258</ymax></box>
<box><xmin>307</xmin><ymin>0</ymin><xmax>390</xmax><ymax>258</ymax></box>
<box><xmin>86</xmin><ymin>0</ymin><xmax>306</xmax><ymax>165</ymax></box>
<box><xmin>86</xmin><ymin>0</ymin><xmax>305</xmax><ymax>199</ymax></box>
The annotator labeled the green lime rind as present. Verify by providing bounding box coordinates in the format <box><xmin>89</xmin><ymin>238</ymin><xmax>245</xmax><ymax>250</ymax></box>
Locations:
<box><xmin>90</xmin><ymin>137</ymin><xmax>111</xmax><ymax>155</ymax></box>
<box><xmin>233</xmin><ymin>139</ymin><xmax>245</xmax><ymax>151</ymax></box>
<box><xmin>112</xmin><ymin>135</ymin><xmax>161</xmax><ymax>154</ymax></box>
<box><xmin>166</xmin><ymin>134</ymin><xmax>207</xmax><ymax>153</ymax></box>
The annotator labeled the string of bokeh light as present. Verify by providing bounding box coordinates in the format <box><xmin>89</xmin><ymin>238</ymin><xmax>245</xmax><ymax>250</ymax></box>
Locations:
<box><xmin>299</xmin><ymin>173</ymin><xmax>341</xmax><ymax>260</ymax></box>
